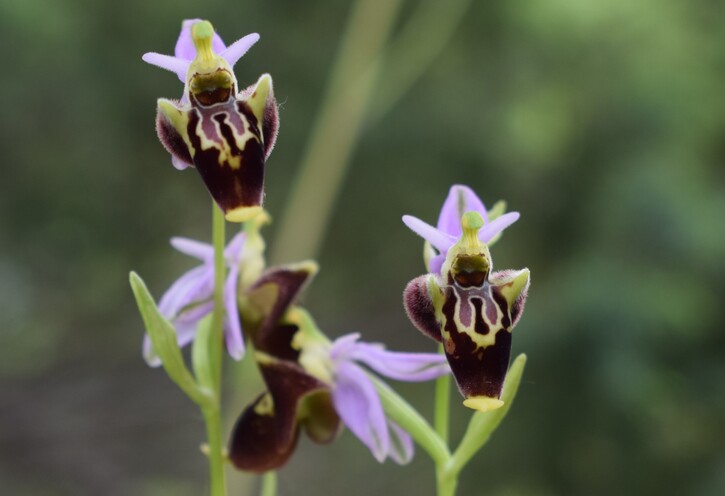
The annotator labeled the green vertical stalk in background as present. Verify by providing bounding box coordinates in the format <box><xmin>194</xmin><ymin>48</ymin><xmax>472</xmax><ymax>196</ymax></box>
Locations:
<box><xmin>434</xmin><ymin>343</ymin><xmax>451</xmax><ymax>445</ymax></box>
<box><xmin>271</xmin><ymin>0</ymin><xmax>404</xmax><ymax>263</ymax></box>
<box><xmin>271</xmin><ymin>0</ymin><xmax>472</xmax><ymax>263</ymax></box>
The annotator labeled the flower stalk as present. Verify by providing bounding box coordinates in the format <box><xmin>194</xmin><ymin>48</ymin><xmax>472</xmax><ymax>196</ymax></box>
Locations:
<box><xmin>203</xmin><ymin>202</ymin><xmax>228</xmax><ymax>496</ymax></box>
<box><xmin>434</xmin><ymin>343</ymin><xmax>451</xmax><ymax>445</ymax></box>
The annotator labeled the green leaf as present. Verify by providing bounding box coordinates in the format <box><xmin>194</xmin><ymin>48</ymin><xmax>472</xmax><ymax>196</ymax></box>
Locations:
<box><xmin>129</xmin><ymin>271</ymin><xmax>212</xmax><ymax>407</ymax></box>
<box><xmin>449</xmin><ymin>353</ymin><xmax>527</xmax><ymax>473</ymax></box>
<box><xmin>192</xmin><ymin>314</ymin><xmax>217</xmax><ymax>398</ymax></box>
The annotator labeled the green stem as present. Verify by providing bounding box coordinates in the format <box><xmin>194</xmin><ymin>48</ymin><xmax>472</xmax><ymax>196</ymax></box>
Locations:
<box><xmin>436</xmin><ymin>468</ymin><xmax>458</xmax><ymax>496</ymax></box>
<box><xmin>433</xmin><ymin>344</ymin><xmax>451</xmax><ymax>444</ymax></box>
<box><xmin>202</xmin><ymin>405</ymin><xmax>226</xmax><ymax>496</ymax></box>
<box><xmin>368</xmin><ymin>374</ymin><xmax>450</xmax><ymax>467</ymax></box>
<box><xmin>367</xmin><ymin>0</ymin><xmax>473</xmax><ymax>124</ymax></box>
<box><xmin>210</xmin><ymin>203</ymin><xmax>226</xmax><ymax>391</ymax></box>
<box><xmin>204</xmin><ymin>202</ymin><xmax>227</xmax><ymax>496</ymax></box>
<box><xmin>270</xmin><ymin>0</ymin><xmax>404</xmax><ymax>263</ymax></box>
<box><xmin>259</xmin><ymin>472</ymin><xmax>277</xmax><ymax>496</ymax></box>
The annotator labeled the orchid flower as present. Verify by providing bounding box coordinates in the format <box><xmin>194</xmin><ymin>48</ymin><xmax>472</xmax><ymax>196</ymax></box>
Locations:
<box><xmin>143</xmin><ymin>19</ymin><xmax>260</xmax><ymax>170</ymax></box>
<box><xmin>144</xmin><ymin>20</ymin><xmax>279</xmax><ymax>223</ymax></box>
<box><xmin>143</xmin><ymin>232</ymin><xmax>246</xmax><ymax>366</ymax></box>
<box><xmin>404</xmin><ymin>211</ymin><xmax>530</xmax><ymax>413</ymax></box>
<box><xmin>227</xmin><ymin>264</ymin><xmax>449</xmax><ymax>471</ymax></box>
<box><xmin>402</xmin><ymin>184</ymin><xmax>520</xmax><ymax>273</ymax></box>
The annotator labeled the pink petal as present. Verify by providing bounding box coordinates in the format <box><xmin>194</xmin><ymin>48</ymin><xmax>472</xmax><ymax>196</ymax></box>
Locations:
<box><xmin>350</xmin><ymin>343</ymin><xmax>450</xmax><ymax>382</ymax></box>
<box><xmin>175</xmin><ymin>19</ymin><xmax>226</xmax><ymax>61</ymax></box>
<box><xmin>428</xmin><ymin>253</ymin><xmax>446</xmax><ymax>274</ymax></box>
<box><xmin>158</xmin><ymin>266</ymin><xmax>213</xmax><ymax>319</ymax></box>
<box><xmin>436</xmin><ymin>185</ymin><xmax>488</xmax><ymax>237</ymax></box>
<box><xmin>221</xmin><ymin>33</ymin><xmax>260</xmax><ymax>68</ymax></box>
<box><xmin>478</xmin><ymin>212</ymin><xmax>520</xmax><ymax>243</ymax></box>
<box><xmin>223</xmin><ymin>232</ymin><xmax>246</xmax><ymax>265</ymax></box>
<box><xmin>332</xmin><ymin>362</ymin><xmax>389</xmax><ymax>462</ymax></box>
<box><xmin>171</xmin><ymin>155</ymin><xmax>192</xmax><ymax>170</ymax></box>
<box><xmin>329</xmin><ymin>333</ymin><xmax>362</xmax><ymax>361</ymax></box>
<box><xmin>170</xmin><ymin>237</ymin><xmax>214</xmax><ymax>261</ymax></box>
<box><xmin>402</xmin><ymin>215</ymin><xmax>456</xmax><ymax>252</ymax></box>
<box><xmin>386</xmin><ymin>420</ymin><xmax>414</xmax><ymax>465</ymax></box>
<box><xmin>141</xmin><ymin>52</ymin><xmax>189</xmax><ymax>82</ymax></box>
<box><xmin>223</xmin><ymin>264</ymin><xmax>245</xmax><ymax>360</ymax></box>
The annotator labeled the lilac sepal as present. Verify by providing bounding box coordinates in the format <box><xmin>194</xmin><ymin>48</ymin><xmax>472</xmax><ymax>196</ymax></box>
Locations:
<box><xmin>328</xmin><ymin>333</ymin><xmax>449</xmax><ymax>464</ymax></box>
<box><xmin>142</xmin><ymin>232</ymin><xmax>246</xmax><ymax>366</ymax></box>
<box><xmin>346</xmin><ymin>343</ymin><xmax>450</xmax><ymax>382</ymax></box>
<box><xmin>142</xmin><ymin>18</ymin><xmax>260</xmax><ymax>82</ymax></box>
<box><xmin>403</xmin><ymin>184</ymin><xmax>520</xmax><ymax>272</ymax></box>
<box><xmin>220</xmin><ymin>33</ymin><xmax>261</xmax><ymax>67</ymax></box>
<box><xmin>479</xmin><ymin>212</ymin><xmax>520</xmax><ymax>243</ymax></box>
<box><xmin>437</xmin><ymin>184</ymin><xmax>488</xmax><ymax>237</ymax></box>
<box><xmin>401</xmin><ymin>215</ymin><xmax>456</xmax><ymax>252</ymax></box>
<box><xmin>332</xmin><ymin>361</ymin><xmax>391</xmax><ymax>463</ymax></box>
<box><xmin>141</xmin><ymin>52</ymin><xmax>190</xmax><ymax>81</ymax></box>
<box><xmin>171</xmin><ymin>155</ymin><xmax>191</xmax><ymax>171</ymax></box>
<box><xmin>175</xmin><ymin>19</ymin><xmax>226</xmax><ymax>61</ymax></box>
<box><xmin>387</xmin><ymin>419</ymin><xmax>414</xmax><ymax>464</ymax></box>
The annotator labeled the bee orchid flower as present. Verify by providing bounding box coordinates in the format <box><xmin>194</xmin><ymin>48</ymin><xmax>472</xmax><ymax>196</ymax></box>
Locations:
<box><xmin>404</xmin><ymin>210</ymin><xmax>530</xmax><ymax>413</ymax></box>
<box><xmin>144</xmin><ymin>20</ymin><xmax>279</xmax><ymax>222</ymax></box>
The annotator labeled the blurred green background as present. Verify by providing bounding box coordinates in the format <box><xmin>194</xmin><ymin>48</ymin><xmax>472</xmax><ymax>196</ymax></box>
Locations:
<box><xmin>1</xmin><ymin>0</ymin><xmax>724</xmax><ymax>494</ymax></box>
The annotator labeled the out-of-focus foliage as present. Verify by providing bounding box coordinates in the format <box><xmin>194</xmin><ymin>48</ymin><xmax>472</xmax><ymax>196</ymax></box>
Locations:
<box><xmin>0</xmin><ymin>0</ymin><xmax>723</xmax><ymax>495</ymax></box>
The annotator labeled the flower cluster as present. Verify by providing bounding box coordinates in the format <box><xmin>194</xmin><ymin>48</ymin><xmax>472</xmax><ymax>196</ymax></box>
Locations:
<box><xmin>138</xmin><ymin>19</ymin><xmax>455</xmax><ymax>471</ymax></box>
<box><xmin>133</xmin><ymin>21</ymin><xmax>534</xmax><ymax>496</ymax></box>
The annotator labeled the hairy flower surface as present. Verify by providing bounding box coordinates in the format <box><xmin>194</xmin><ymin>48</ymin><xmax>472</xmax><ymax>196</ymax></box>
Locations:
<box><xmin>143</xmin><ymin>232</ymin><xmax>245</xmax><ymax>366</ymax></box>
<box><xmin>402</xmin><ymin>184</ymin><xmax>520</xmax><ymax>273</ymax></box>
<box><xmin>404</xmin><ymin>211</ymin><xmax>530</xmax><ymax>413</ymax></box>
<box><xmin>144</xmin><ymin>20</ymin><xmax>279</xmax><ymax>222</ymax></box>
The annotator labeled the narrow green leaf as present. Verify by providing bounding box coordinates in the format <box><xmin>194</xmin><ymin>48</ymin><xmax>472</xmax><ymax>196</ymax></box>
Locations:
<box><xmin>449</xmin><ymin>354</ymin><xmax>527</xmax><ymax>474</ymax></box>
<box><xmin>129</xmin><ymin>271</ymin><xmax>212</xmax><ymax>407</ymax></box>
<box><xmin>192</xmin><ymin>314</ymin><xmax>216</xmax><ymax>399</ymax></box>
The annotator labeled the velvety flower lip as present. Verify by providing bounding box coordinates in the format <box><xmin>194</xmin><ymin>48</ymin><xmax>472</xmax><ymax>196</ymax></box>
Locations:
<box><xmin>143</xmin><ymin>232</ymin><xmax>246</xmax><ymax>366</ymax></box>
<box><xmin>402</xmin><ymin>184</ymin><xmax>520</xmax><ymax>273</ymax></box>
<box><xmin>327</xmin><ymin>333</ymin><xmax>449</xmax><ymax>464</ymax></box>
<box><xmin>142</xmin><ymin>19</ymin><xmax>260</xmax><ymax>171</ymax></box>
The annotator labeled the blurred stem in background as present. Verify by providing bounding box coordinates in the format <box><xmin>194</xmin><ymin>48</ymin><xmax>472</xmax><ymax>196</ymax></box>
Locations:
<box><xmin>271</xmin><ymin>0</ymin><xmax>472</xmax><ymax>263</ymax></box>
<box><xmin>231</xmin><ymin>0</ymin><xmax>473</xmax><ymax>493</ymax></box>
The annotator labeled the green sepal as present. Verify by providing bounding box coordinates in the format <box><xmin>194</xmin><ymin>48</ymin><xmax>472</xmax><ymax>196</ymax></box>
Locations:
<box><xmin>449</xmin><ymin>353</ymin><xmax>527</xmax><ymax>473</ymax></box>
<box><xmin>129</xmin><ymin>271</ymin><xmax>213</xmax><ymax>407</ymax></box>
<box><xmin>192</xmin><ymin>314</ymin><xmax>217</xmax><ymax>401</ymax></box>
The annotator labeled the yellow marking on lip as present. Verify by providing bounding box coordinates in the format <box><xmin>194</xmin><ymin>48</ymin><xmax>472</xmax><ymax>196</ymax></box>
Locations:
<box><xmin>225</xmin><ymin>206</ymin><xmax>263</xmax><ymax>223</ymax></box>
<box><xmin>463</xmin><ymin>396</ymin><xmax>504</xmax><ymax>412</ymax></box>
